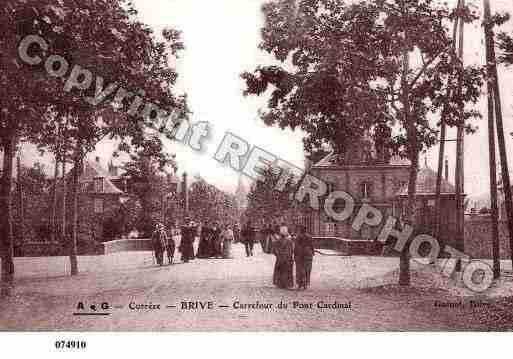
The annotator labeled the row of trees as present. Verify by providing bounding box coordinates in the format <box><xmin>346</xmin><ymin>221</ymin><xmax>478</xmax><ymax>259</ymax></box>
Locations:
<box><xmin>242</xmin><ymin>0</ymin><xmax>513</xmax><ymax>286</ymax></box>
<box><xmin>188</xmin><ymin>176</ymin><xmax>239</xmax><ymax>226</ymax></box>
<box><xmin>1</xmin><ymin>0</ymin><xmax>188</xmax><ymax>296</ymax></box>
<box><xmin>245</xmin><ymin>167</ymin><xmax>302</xmax><ymax>226</ymax></box>
<box><xmin>121</xmin><ymin>137</ymin><xmax>179</xmax><ymax>237</ymax></box>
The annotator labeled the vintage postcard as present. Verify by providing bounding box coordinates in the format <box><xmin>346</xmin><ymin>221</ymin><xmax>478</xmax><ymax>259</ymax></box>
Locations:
<box><xmin>1</xmin><ymin>0</ymin><xmax>513</xmax><ymax>344</ymax></box>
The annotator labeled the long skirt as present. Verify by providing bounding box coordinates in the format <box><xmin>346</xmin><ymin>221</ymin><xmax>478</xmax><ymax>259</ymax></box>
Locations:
<box><xmin>154</xmin><ymin>247</ymin><xmax>164</xmax><ymax>266</ymax></box>
<box><xmin>222</xmin><ymin>240</ymin><xmax>233</xmax><ymax>259</ymax></box>
<box><xmin>197</xmin><ymin>238</ymin><xmax>212</xmax><ymax>258</ymax></box>
<box><xmin>181</xmin><ymin>239</ymin><xmax>195</xmax><ymax>262</ymax></box>
<box><xmin>273</xmin><ymin>260</ymin><xmax>294</xmax><ymax>289</ymax></box>
<box><xmin>295</xmin><ymin>256</ymin><xmax>313</xmax><ymax>288</ymax></box>
<box><xmin>166</xmin><ymin>240</ymin><xmax>175</xmax><ymax>264</ymax></box>
<box><xmin>213</xmin><ymin>238</ymin><xmax>223</xmax><ymax>258</ymax></box>
<box><xmin>263</xmin><ymin>235</ymin><xmax>273</xmax><ymax>254</ymax></box>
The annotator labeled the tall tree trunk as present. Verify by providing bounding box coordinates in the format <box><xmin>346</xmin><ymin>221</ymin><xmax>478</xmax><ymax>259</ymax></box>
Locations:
<box><xmin>484</xmin><ymin>0</ymin><xmax>513</xmax><ymax>270</ymax></box>
<box><xmin>49</xmin><ymin>124</ymin><xmax>61</xmax><ymax>243</ymax></box>
<box><xmin>400</xmin><ymin>43</ymin><xmax>415</xmax><ymax>287</ymax></box>
<box><xmin>485</xmin><ymin>44</ymin><xmax>501</xmax><ymax>279</ymax></box>
<box><xmin>16</xmin><ymin>157</ymin><xmax>25</xmax><ymax>244</ymax></box>
<box><xmin>69</xmin><ymin>150</ymin><xmax>81</xmax><ymax>276</ymax></box>
<box><xmin>484</xmin><ymin>27</ymin><xmax>500</xmax><ymax>279</ymax></box>
<box><xmin>61</xmin><ymin>160</ymin><xmax>67</xmax><ymax>241</ymax></box>
<box><xmin>49</xmin><ymin>155</ymin><xmax>59</xmax><ymax>242</ymax></box>
<box><xmin>454</xmin><ymin>0</ymin><xmax>465</xmax><ymax>273</ymax></box>
<box><xmin>1</xmin><ymin>136</ymin><xmax>16</xmax><ymax>296</ymax></box>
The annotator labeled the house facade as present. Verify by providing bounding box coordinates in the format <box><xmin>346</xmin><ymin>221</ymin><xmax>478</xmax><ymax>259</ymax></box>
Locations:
<box><xmin>68</xmin><ymin>156</ymin><xmax>181</xmax><ymax>242</ymax></box>
<box><xmin>65</xmin><ymin>156</ymin><xmax>127</xmax><ymax>244</ymax></box>
<box><xmin>302</xmin><ymin>134</ymin><xmax>461</xmax><ymax>252</ymax></box>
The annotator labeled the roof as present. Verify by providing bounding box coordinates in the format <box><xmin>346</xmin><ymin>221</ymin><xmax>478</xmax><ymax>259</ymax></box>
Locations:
<box><xmin>396</xmin><ymin>164</ymin><xmax>456</xmax><ymax>197</ymax></box>
<box><xmin>73</xmin><ymin>159</ymin><xmax>124</xmax><ymax>195</ymax></box>
<box><xmin>313</xmin><ymin>151</ymin><xmax>411</xmax><ymax>168</ymax></box>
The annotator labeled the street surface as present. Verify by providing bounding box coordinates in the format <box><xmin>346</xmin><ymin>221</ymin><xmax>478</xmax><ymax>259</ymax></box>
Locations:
<box><xmin>1</xmin><ymin>244</ymin><xmax>512</xmax><ymax>331</ymax></box>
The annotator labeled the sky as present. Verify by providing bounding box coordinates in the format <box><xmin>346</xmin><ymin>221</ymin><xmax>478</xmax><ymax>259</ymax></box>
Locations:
<box><xmin>18</xmin><ymin>0</ymin><xmax>513</xmax><ymax>196</ymax></box>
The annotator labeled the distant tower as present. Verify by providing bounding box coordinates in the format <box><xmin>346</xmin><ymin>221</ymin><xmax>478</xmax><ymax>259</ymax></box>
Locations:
<box><xmin>235</xmin><ymin>174</ymin><xmax>248</xmax><ymax>220</ymax></box>
<box><xmin>183</xmin><ymin>172</ymin><xmax>189</xmax><ymax>215</ymax></box>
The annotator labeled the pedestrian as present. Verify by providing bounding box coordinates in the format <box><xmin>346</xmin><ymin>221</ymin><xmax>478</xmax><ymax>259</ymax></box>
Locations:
<box><xmin>272</xmin><ymin>226</ymin><xmax>294</xmax><ymax>289</ymax></box>
<box><xmin>221</xmin><ymin>224</ymin><xmax>234</xmax><ymax>259</ymax></box>
<box><xmin>197</xmin><ymin>221</ymin><xmax>212</xmax><ymax>258</ymax></box>
<box><xmin>151</xmin><ymin>222</ymin><xmax>166</xmax><ymax>266</ymax></box>
<box><xmin>180</xmin><ymin>219</ymin><xmax>196</xmax><ymax>263</ymax></box>
<box><xmin>212</xmin><ymin>221</ymin><xmax>223</xmax><ymax>258</ymax></box>
<box><xmin>263</xmin><ymin>220</ymin><xmax>273</xmax><ymax>254</ymax></box>
<box><xmin>259</xmin><ymin>219</ymin><xmax>267</xmax><ymax>252</ymax></box>
<box><xmin>233</xmin><ymin>223</ymin><xmax>241</xmax><ymax>244</ymax></box>
<box><xmin>293</xmin><ymin>225</ymin><xmax>314</xmax><ymax>290</ymax></box>
<box><xmin>162</xmin><ymin>224</ymin><xmax>175</xmax><ymax>265</ymax></box>
<box><xmin>243</xmin><ymin>221</ymin><xmax>255</xmax><ymax>257</ymax></box>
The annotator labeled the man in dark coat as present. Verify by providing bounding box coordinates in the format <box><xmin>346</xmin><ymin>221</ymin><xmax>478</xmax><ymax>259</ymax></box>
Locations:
<box><xmin>164</xmin><ymin>225</ymin><xmax>175</xmax><ymax>265</ymax></box>
<box><xmin>243</xmin><ymin>221</ymin><xmax>255</xmax><ymax>257</ymax></box>
<box><xmin>233</xmin><ymin>223</ymin><xmax>241</xmax><ymax>244</ymax></box>
<box><xmin>211</xmin><ymin>222</ymin><xmax>222</xmax><ymax>258</ymax></box>
<box><xmin>151</xmin><ymin>223</ymin><xmax>166</xmax><ymax>266</ymax></box>
<box><xmin>293</xmin><ymin>225</ymin><xmax>314</xmax><ymax>290</ymax></box>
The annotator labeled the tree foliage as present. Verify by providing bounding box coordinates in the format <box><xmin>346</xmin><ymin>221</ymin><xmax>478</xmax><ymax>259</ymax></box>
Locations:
<box><xmin>121</xmin><ymin>137</ymin><xmax>177</xmax><ymax>236</ymax></box>
<box><xmin>243</xmin><ymin>0</ymin><xmax>485</xmax><ymax>286</ymax></box>
<box><xmin>189</xmin><ymin>176</ymin><xmax>238</xmax><ymax>225</ymax></box>
<box><xmin>245</xmin><ymin>167</ymin><xmax>298</xmax><ymax>225</ymax></box>
<box><xmin>1</xmin><ymin>0</ymin><xmax>188</xmax><ymax>288</ymax></box>
<box><xmin>242</xmin><ymin>0</ymin><xmax>483</xmax><ymax>156</ymax></box>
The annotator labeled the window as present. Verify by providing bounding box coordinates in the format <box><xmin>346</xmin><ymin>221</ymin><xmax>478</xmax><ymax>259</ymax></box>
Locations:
<box><xmin>326</xmin><ymin>181</ymin><xmax>335</xmax><ymax>194</ymax></box>
<box><xmin>94</xmin><ymin>198</ymin><xmax>104</xmax><ymax>213</ymax></box>
<box><xmin>360</xmin><ymin>181</ymin><xmax>373</xmax><ymax>199</ymax></box>
<box><xmin>325</xmin><ymin>222</ymin><xmax>336</xmax><ymax>235</ymax></box>
<box><xmin>94</xmin><ymin>177</ymin><xmax>104</xmax><ymax>193</ymax></box>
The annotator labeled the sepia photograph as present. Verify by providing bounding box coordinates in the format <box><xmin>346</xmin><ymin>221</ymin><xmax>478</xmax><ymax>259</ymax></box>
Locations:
<box><xmin>1</xmin><ymin>0</ymin><xmax>513</xmax><ymax>346</ymax></box>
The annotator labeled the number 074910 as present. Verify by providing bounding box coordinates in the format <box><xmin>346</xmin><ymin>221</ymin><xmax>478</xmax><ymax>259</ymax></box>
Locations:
<box><xmin>55</xmin><ymin>340</ymin><xmax>87</xmax><ymax>350</ymax></box>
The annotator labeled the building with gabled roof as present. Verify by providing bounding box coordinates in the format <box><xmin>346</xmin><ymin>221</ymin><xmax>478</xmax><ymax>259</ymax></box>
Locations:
<box><xmin>55</xmin><ymin>156</ymin><xmax>129</xmax><ymax>245</ymax></box>
<box><xmin>302</xmin><ymin>133</ymin><xmax>461</xmax><ymax>254</ymax></box>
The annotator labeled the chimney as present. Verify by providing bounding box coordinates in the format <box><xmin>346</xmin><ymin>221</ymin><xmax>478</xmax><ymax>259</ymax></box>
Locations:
<box><xmin>445</xmin><ymin>157</ymin><xmax>449</xmax><ymax>181</ymax></box>
<box><xmin>108</xmin><ymin>160</ymin><xmax>118</xmax><ymax>177</ymax></box>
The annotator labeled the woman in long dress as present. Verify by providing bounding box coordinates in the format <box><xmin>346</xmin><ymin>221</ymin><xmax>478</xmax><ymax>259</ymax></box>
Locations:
<box><xmin>272</xmin><ymin>226</ymin><xmax>294</xmax><ymax>289</ymax></box>
<box><xmin>196</xmin><ymin>222</ymin><xmax>212</xmax><ymax>258</ymax></box>
<box><xmin>222</xmin><ymin>224</ymin><xmax>234</xmax><ymax>259</ymax></box>
<box><xmin>212</xmin><ymin>222</ymin><xmax>223</xmax><ymax>258</ymax></box>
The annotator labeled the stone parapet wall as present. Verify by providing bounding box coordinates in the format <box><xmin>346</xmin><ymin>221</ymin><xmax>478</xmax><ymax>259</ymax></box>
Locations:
<box><xmin>17</xmin><ymin>239</ymin><xmax>153</xmax><ymax>257</ymax></box>
<box><xmin>464</xmin><ymin>218</ymin><xmax>511</xmax><ymax>260</ymax></box>
<box><xmin>313</xmin><ymin>237</ymin><xmax>381</xmax><ymax>255</ymax></box>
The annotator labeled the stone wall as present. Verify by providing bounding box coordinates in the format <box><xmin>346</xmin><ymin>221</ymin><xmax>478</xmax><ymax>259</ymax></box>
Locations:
<box><xmin>17</xmin><ymin>239</ymin><xmax>153</xmax><ymax>257</ymax></box>
<box><xmin>311</xmin><ymin>216</ymin><xmax>513</xmax><ymax>260</ymax></box>
<box><xmin>464</xmin><ymin>218</ymin><xmax>511</xmax><ymax>260</ymax></box>
<box><xmin>16</xmin><ymin>241</ymin><xmax>104</xmax><ymax>257</ymax></box>
<box><xmin>313</xmin><ymin>237</ymin><xmax>381</xmax><ymax>255</ymax></box>
<box><xmin>102</xmin><ymin>239</ymin><xmax>152</xmax><ymax>254</ymax></box>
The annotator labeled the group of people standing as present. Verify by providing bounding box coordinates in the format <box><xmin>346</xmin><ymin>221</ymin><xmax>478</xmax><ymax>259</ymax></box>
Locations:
<box><xmin>271</xmin><ymin>224</ymin><xmax>314</xmax><ymax>290</ymax></box>
<box><xmin>239</xmin><ymin>220</ymin><xmax>315</xmax><ymax>290</ymax></box>
<box><xmin>196</xmin><ymin>222</ymin><xmax>237</xmax><ymax>259</ymax></box>
<box><xmin>151</xmin><ymin>222</ymin><xmax>175</xmax><ymax>266</ymax></box>
<box><xmin>151</xmin><ymin>219</ymin><xmax>239</xmax><ymax>265</ymax></box>
<box><xmin>151</xmin><ymin>218</ymin><xmax>315</xmax><ymax>290</ymax></box>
